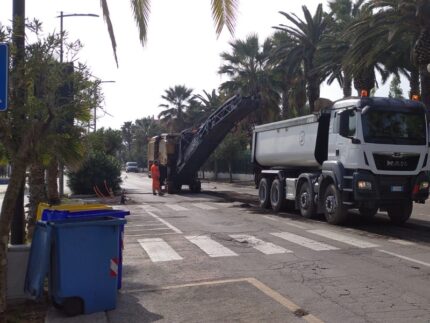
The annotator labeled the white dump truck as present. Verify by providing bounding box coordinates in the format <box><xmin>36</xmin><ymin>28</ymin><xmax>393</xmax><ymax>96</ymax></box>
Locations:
<box><xmin>252</xmin><ymin>96</ymin><xmax>430</xmax><ymax>225</ymax></box>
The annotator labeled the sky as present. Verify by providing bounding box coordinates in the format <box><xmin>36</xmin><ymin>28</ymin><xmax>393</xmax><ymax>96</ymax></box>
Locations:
<box><xmin>1</xmin><ymin>0</ymin><xmax>393</xmax><ymax>130</ymax></box>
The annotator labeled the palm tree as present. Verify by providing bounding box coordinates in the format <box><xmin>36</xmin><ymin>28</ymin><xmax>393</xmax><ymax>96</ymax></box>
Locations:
<box><xmin>274</xmin><ymin>4</ymin><xmax>332</xmax><ymax>112</ymax></box>
<box><xmin>99</xmin><ymin>0</ymin><xmax>239</xmax><ymax>66</ymax></box>
<box><xmin>219</xmin><ymin>34</ymin><xmax>280</xmax><ymax>123</ymax></box>
<box><xmin>158</xmin><ymin>85</ymin><xmax>194</xmax><ymax>132</ymax></box>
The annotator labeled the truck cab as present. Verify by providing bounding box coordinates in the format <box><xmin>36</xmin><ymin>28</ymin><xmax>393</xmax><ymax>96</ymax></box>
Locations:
<box><xmin>253</xmin><ymin>96</ymin><xmax>430</xmax><ymax>225</ymax></box>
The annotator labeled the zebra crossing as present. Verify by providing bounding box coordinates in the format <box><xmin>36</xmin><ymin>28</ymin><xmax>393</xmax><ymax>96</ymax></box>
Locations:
<box><xmin>141</xmin><ymin>202</ymin><xmax>234</xmax><ymax>213</ymax></box>
<box><xmin>135</xmin><ymin>229</ymin><xmax>381</xmax><ymax>263</ymax></box>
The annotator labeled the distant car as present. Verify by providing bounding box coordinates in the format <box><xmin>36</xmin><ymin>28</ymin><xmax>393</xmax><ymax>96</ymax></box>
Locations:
<box><xmin>125</xmin><ymin>162</ymin><xmax>139</xmax><ymax>173</ymax></box>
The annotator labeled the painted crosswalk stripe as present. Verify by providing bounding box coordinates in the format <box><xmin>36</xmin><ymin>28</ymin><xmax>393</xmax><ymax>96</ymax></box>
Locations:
<box><xmin>138</xmin><ymin>238</ymin><xmax>182</xmax><ymax>262</ymax></box>
<box><xmin>185</xmin><ymin>235</ymin><xmax>237</xmax><ymax>257</ymax></box>
<box><xmin>140</xmin><ymin>205</ymin><xmax>158</xmax><ymax>212</ymax></box>
<box><xmin>389</xmin><ymin>239</ymin><xmax>416</xmax><ymax>246</ymax></box>
<box><xmin>271</xmin><ymin>232</ymin><xmax>338</xmax><ymax>251</ymax></box>
<box><xmin>191</xmin><ymin>203</ymin><xmax>217</xmax><ymax>210</ymax></box>
<box><xmin>165</xmin><ymin>204</ymin><xmax>189</xmax><ymax>211</ymax></box>
<box><xmin>308</xmin><ymin>229</ymin><xmax>379</xmax><ymax>248</ymax></box>
<box><xmin>229</xmin><ymin>234</ymin><xmax>291</xmax><ymax>255</ymax></box>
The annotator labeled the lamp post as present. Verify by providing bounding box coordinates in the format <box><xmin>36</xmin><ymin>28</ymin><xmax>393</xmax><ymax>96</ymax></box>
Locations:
<box><xmin>93</xmin><ymin>80</ymin><xmax>116</xmax><ymax>132</ymax></box>
<box><xmin>57</xmin><ymin>11</ymin><xmax>99</xmax><ymax>197</ymax></box>
<box><xmin>57</xmin><ymin>11</ymin><xmax>99</xmax><ymax>63</ymax></box>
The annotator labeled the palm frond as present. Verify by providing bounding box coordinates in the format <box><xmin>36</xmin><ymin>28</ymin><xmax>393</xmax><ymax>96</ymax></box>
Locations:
<box><xmin>100</xmin><ymin>0</ymin><xmax>118</xmax><ymax>67</ymax></box>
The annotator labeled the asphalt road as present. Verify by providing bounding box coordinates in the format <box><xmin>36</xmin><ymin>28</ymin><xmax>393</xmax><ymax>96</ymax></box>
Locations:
<box><xmin>48</xmin><ymin>172</ymin><xmax>430</xmax><ymax>322</ymax></box>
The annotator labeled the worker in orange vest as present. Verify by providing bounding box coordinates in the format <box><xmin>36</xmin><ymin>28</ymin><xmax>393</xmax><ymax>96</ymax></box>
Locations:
<box><xmin>150</xmin><ymin>160</ymin><xmax>163</xmax><ymax>196</ymax></box>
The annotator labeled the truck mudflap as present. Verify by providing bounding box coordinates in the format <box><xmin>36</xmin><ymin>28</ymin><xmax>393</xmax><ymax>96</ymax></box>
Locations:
<box><xmin>352</xmin><ymin>170</ymin><xmax>430</xmax><ymax>203</ymax></box>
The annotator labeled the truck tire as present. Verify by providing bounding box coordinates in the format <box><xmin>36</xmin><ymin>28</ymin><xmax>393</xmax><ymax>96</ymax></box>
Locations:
<box><xmin>359</xmin><ymin>207</ymin><xmax>378</xmax><ymax>220</ymax></box>
<box><xmin>323</xmin><ymin>184</ymin><xmax>348</xmax><ymax>225</ymax></box>
<box><xmin>387</xmin><ymin>200</ymin><xmax>412</xmax><ymax>225</ymax></box>
<box><xmin>298</xmin><ymin>181</ymin><xmax>316</xmax><ymax>218</ymax></box>
<box><xmin>167</xmin><ymin>181</ymin><xmax>181</xmax><ymax>194</ymax></box>
<box><xmin>258</xmin><ymin>178</ymin><xmax>271</xmax><ymax>209</ymax></box>
<box><xmin>270</xmin><ymin>179</ymin><xmax>285</xmax><ymax>212</ymax></box>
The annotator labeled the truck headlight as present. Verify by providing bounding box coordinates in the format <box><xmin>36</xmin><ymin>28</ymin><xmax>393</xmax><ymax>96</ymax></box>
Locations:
<box><xmin>357</xmin><ymin>180</ymin><xmax>372</xmax><ymax>190</ymax></box>
<box><xmin>419</xmin><ymin>181</ymin><xmax>429</xmax><ymax>190</ymax></box>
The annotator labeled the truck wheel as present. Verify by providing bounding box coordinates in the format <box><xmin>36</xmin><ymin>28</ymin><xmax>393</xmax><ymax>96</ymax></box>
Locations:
<box><xmin>359</xmin><ymin>207</ymin><xmax>378</xmax><ymax>220</ymax></box>
<box><xmin>270</xmin><ymin>179</ymin><xmax>285</xmax><ymax>212</ymax></box>
<box><xmin>323</xmin><ymin>184</ymin><xmax>348</xmax><ymax>225</ymax></box>
<box><xmin>258</xmin><ymin>178</ymin><xmax>271</xmax><ymax>209</ymax></box>
<box><xmin>189</xmin><ymin>181</ymin><xmax>201</xmax><ymax>193</ymax></box>
<box><xmin>387</xmin><ymin>200</ymin><xmax>412</xmax><ymax>225</ymax></box>
<box><xmin>298</xmin><ymin>181</ymin><xmax>316</xmax><ymax>218</ymax></box>
<box><xmin>167</xmin><ymin>181</ymin><xmax>179</xmax><ymax>194</ymax></box>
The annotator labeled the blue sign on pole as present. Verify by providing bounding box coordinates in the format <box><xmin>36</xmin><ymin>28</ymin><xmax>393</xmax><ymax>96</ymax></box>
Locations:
<box><xmin>0</xmin><ymin>43</ymin><xmax>9</xmax><ymax>111</ymax></box>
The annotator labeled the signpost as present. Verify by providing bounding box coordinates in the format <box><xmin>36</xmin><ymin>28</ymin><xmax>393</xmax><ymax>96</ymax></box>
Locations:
<box><xmin>0</xmin><ymin>43</ymin><xmax>8</xmax><ymax>111</ymax></box>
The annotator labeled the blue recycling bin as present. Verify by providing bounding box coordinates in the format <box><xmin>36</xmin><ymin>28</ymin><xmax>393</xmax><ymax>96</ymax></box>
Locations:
<box><xmin>41</xmin><ymin>209</ymin><xmax>129</xmax><ymax>289</ymax></box>
<box><xmin>50</xmin><ymin>217</ymin><xmax>126</xmax><ymax>315</ymax></box>
<box><xmin>25</xmin><ymin>217</ymin><xmax>126</xmax><ymax>316</ymax></box>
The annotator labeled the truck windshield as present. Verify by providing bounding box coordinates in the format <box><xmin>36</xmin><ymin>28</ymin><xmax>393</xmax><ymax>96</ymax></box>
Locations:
<box><xmin>361</xmin><ymin>109</ymin><xmax>426</xmax><ymax>145</ymax></box>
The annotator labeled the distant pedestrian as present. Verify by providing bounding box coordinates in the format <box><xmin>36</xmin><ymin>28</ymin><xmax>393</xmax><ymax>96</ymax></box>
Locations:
<box><xmin>150</xmin><ymin>160</ymin><xmax>163</xmax><ymax>196</ymax></box>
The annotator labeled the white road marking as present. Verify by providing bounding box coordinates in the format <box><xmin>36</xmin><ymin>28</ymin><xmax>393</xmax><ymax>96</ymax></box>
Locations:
<box><xmin>126</xmin><ymin>233</ymin><xmax>178</xmax><ymax>237</ymax></box>
<box><xmin>125</xmin><ymin>223</ymin><xmax>162</xmax><ymax>227</ymax></box>
<box><xmin>229</xmin><ymin>234</ymin><xmax>291</xmax><ymax>254</ymax></box>
<box><xmin>284</xmin><ymin>222</ymin><xmax>308</xmax><ymax>230</ymax></box>
<box><xmin>127</xmin><ymin>227</ymin><xmax>172</xmax><ymax>231</ymax></box>
<box><xmin>389</xmin><ymin>239</ymin><xmax>416</xmax><ymax>246</ymax></box>
<box><xmin>185</xmin><ymin>235</ymin><xmax>238</xmax><ymax>257</ymax></box>
<box><xmin>138</xmin><ymin>238</ymin><xmax>183</xmax><ymax>262</ymax></box>
<box><xmin>308</xmin><ymin>229</ymin><xmax>379</xmax><ymax>248</ymax></box>
<box><xmin>191</xmin><ymin>203</ymin><xmax>217</xmax><ymax>210</ymax></box>
<box><xmin>165</xmin><ymin>204</ymin><xmax>189</xmax><ymax>211</ymax></box>
<box><xmin>271</xmin><ymin>232</ymin><xmax>338</xmax><ymax>251</ymax></box>
<box><xmin>140</xmin><ymin>205</ymin><xmax>158</xmax><ymax>212</ymax></box>
<box><xmin>146</xmin><ymin>211</ymin><xmax>183</xmax><ymax>234</ymax></box>
<box><xmin>378</xmin><ymin>249</ymin><xmax>430</xmax><ymax>268</ymax></box>
<box><xmin>263</xmin><ymin>216</ymin><xmax>279</xmax><ymax>222</ymax></box>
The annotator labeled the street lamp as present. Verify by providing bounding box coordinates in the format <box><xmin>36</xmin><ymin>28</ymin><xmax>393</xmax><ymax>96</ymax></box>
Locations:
<box><xmin>93</xmin><ymin>80</ymin><xmax>116</xmax><ymax>132</ymax></box>
<box><xmin>56</xmin><ymin>11</ymin><xmax>99</xmax><ymax>197</ymax></box>
<box><xmin>57</xmin><ymin>11</ymin><xmax>99</xmax><ymax>63</ymax></box>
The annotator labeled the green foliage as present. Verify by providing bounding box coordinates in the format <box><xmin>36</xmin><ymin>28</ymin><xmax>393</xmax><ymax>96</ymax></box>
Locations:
<box><xmin>67</xmin><ymin>152</ymin><xmax>122</xmax><ymax>195</ymax></box>
<box><xmin>389</xmin><ymin>75</ymin><xmax>404</xmax><ymax>98</ymax></box>
<box><xmin>86</xmin><ymin>128</ymin><xmax>123</xmax><ymax>156</ymax></box>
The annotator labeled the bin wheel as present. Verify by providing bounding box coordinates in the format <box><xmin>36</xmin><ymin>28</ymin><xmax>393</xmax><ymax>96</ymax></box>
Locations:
<box><xmin>63</xmin><ymin>297</ymin><xmax>84</xmax><ymax>317</ymax></box>
<box><xmin>51</xmin><ymin>297</ymin><xmax>62</xmax><ymax>310</ymax></box>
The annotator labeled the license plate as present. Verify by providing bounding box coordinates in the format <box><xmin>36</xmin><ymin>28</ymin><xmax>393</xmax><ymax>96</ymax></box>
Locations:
<box><xmin>391</xmin><ymin>186</ymin><xmax>403</xmax><ymax>192</ymax></box>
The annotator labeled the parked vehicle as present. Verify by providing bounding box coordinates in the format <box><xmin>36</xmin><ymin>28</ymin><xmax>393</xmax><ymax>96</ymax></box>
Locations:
<box><xmin>125</xmin><ymin>162</ymin><xmax>139</xmax><ymax>173</ymax></box>
<box><xmin>252</xmin><ymin>95</ymin><xmax>430</xmax><ymax>225</ymax></box>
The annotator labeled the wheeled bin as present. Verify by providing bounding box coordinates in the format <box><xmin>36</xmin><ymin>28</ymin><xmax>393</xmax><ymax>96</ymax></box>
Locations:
<box><xmin>25</xmin><ymin>217</ymin><xmax>126</xmax><ymax>316</ymax></box>
<box><xmin>41</xmin><ymin>209</ymin><xmax>130</xmax><ymax>289</ymax></box>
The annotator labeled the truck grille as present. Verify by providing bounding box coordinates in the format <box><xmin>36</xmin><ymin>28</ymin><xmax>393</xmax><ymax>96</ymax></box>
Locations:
<box><xmin>373</xmin><ymin>153</ymin><xmax>419</xmax><ymax>171</ymax></box>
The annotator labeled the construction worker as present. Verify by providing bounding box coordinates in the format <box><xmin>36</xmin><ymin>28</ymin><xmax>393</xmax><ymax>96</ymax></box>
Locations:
<box><xmin>150</xmin><ymin>160</ymin><xmax>163</xmax><ymax>196</ymax></box>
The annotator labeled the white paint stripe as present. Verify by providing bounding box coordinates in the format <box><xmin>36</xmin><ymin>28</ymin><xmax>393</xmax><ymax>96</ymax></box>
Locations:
<box><xmin>126</xmin><ymin>233</ymin><xmax>178</xmax><ymax>237</ymax></box>
<box><xmin>127</xmin><ymin>227</ymin><xmax>172</xmax><ymax>231</ymax></box>
<box><xmin>185</xmin><ymin>235</ymin><xmax>237</xmax><ymax>257</ymax></box>
<box><xmin>263</xmin><ymin>216</ymin><xmax>279</xmax><ymax>222</ymax></box>
<box><xmin>140</xmin><ymin>205</ymin><xmax>158</xmax><ymax>212</ymax></box>
<box><xmin>229</xmin><ymin>234</ymin><xmax>291</xmax><ymax>254</ymax></box>
<box><xmin>284</xmin><ymin>222</ymin><xmax>308</xmax><ymax>230</ymax></box>
<box><xmin>191</xmin><ymin>203</ymin><xmax>217</xmax><ymax>210</ymax></box>
<box><xmin>308</xmin><ymin>229</ymin><xmax>379</xmax><ymax>248</ymax></box>
<box><xmin>146</xmin><ymin>211</ymin><xmax>182</xmax><ymax>234</ymax></box>
<box><xmin>389</xmin><ymin>239</ymin><xmax>416</xmax><ymax>246</ymax></box>
<box><xmin>165</xmin><ymin>204</ymin><xmax>189</xmax><ymax>211</ymax></box>
<box><xmin>138</xmin><ymin>238</ymin><xmax>183</xmax><ymax>262</ymax></box>
<box><xmin>271</xmin><ymin>232</ymin><xmax>338</xmax><ymax>251</ymax></box>
<box><xmin>378</xmin><ymin>249</ymin><xmax>430</xmax><ymax>268</ymax></box>
<box><xmin>125</xmin><ymin>223</ymin><xmax>161</xmax><ymax>227</ymax></box>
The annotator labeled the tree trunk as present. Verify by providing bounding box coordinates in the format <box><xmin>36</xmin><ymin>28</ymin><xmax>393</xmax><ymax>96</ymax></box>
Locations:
<box><xmin>228</xmin><ymin>162</ymin><xmax>233</xmax><ymax>183</ymax></box>
<box><xmin>214</xmin><ymin>159</ymin><xmax>218</xmax><ymax>180</ymax></box>
<box><xmin>0</xmin><ymin>159</ymin><xmax>27</xmax><ymax>313</ymax></box>
<box><xmin>408</xmin><ymin>66</ymin><xmax>420</xmax><ymax>99</ymax></box>
<box><xmin>343</xmin><ymin>73</ymin><xmax>352</xmax><ymax>97</ymax></box>
<box><xmin>420</xmin><ymin>65</ymin><xmax>430</xmax><ymax>108</ymax></box>
<box><xmin>46</xmin><ymin>158</ymin><xmax>60</xmax><ymax>205</ymax></box>
<box><xmin>28</xmin><ymin>162</ymin><xmax>47</xmax><ymax>240</ymax></box>
<box><xmin>281</xmin><ymin>89</ymin><xmax>289</xmax><ymax>119</ymax></box>
<box><xmin>10</xmin><ymin>178</ymin><xmax>25</xmax><ymax>245</ymax></box>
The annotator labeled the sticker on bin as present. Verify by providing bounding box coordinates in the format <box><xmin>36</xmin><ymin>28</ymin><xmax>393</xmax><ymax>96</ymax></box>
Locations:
<box><xmin>110</xmin><ymin>258</ymin><xmax>119</xmax><ymax>277</ymax></box>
